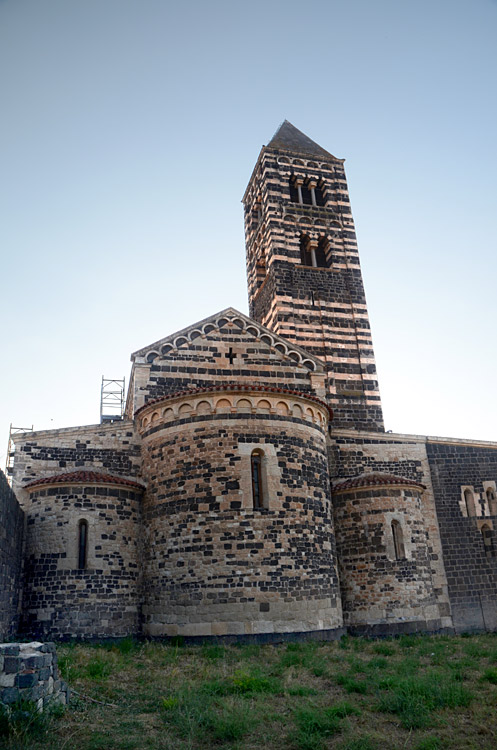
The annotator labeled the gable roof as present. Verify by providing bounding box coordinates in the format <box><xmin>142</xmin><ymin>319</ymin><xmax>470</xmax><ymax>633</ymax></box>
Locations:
<box><xmin>130</xmin><ymin>307</ymin><xmax>324</xmax><ymax>372</ymax></box>
<box><xmin>267</xmin><ymin>120</ymin><xmax>338</xmax><ymax>161</ymax></box>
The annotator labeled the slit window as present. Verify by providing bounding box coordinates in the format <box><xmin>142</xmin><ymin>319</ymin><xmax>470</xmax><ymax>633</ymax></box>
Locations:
<box><xmin>78</xmin><ymin>520</ymin><xmax>88</xmax><ymax>570</ymax></box>
<box><xmin>481</xmin><ymin>524</ymin><xmax>495</xmax><ymax>557</ymax></box>
<box><xmin>391</xmin><ymin>520</ymin><xmax>405</xmax><ymax>560</ymax></box>
<box><xmin>251</xmin><ymin>450</ymin><xmax>264</xmax><ymax>509</ymax></box>
<box><xmin>464</xmin><ymin>488</ymin><xmax>476</xmax><ymax>517</ymax></box>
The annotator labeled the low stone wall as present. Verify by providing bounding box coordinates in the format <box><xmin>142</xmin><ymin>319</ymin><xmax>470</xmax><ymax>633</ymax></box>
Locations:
<box><xmin>0</xmin><ymin>642</ymin><xmax>69</xmax><ymax>710</ymax></box>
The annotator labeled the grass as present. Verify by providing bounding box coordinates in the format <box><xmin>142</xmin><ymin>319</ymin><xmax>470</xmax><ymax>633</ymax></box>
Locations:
<box><xmin>7</xmin><ymin>633</ymin><xmax>497</xmax><ymax>749</ymax></box>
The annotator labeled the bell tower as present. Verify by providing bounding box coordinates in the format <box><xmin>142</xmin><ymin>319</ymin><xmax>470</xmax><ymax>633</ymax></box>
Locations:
<box><xmin>243</xmin><ymin>121</ymin><xmax>384</xmax><ymax>432</ymax></box>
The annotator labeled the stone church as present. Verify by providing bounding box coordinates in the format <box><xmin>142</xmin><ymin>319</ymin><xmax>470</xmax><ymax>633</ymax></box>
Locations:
<box><xmin>2</xmin><ymin>121</ymin><xmax>497</xmax><ymax>642</ymax></box>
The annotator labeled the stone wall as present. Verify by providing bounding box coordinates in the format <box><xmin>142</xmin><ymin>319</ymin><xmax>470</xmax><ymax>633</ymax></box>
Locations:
<box><xmin>12</xmin><ymin>420</ymin><xmax>141</xmax><ymax>499</ymax></box>
<box><xmin>0</xmin><ymin>471</ymin><xmax>24</xmax><ymax>640</ymax></box>
<box><xmin>0</xmin><ymin>642</ymin><xmax>68</xmax><ymax>710</ymax></box>
<box><xmin>426</xmin><ymin>439</ymin><xmax>497</xmax><ymax>632</ymax></box>
<box><xmin>138</xmin><ymin>387</ymin><xmax>343</xmax><ymax>639</ymax></box>
<box><xmin>20</xmin><ymin>479</ymin><xmax>143</xmax><ymax>639</ymax></box>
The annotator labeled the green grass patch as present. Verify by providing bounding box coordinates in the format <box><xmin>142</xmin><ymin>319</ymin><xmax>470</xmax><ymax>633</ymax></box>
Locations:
<box><xmin>290</xmin><ymin>702</ymin><xmax>359</xmax><ymax>749</ymax></box>
<box><xmin>481</xmin><ymin>667</ymin><xmax>497</xmax><ymax>684</ymax></box>
<box><xmin>37</xmin><ymin>634</ymin><xmax>497</xmax><ymax>750</ymax></box>
<box><xmin>372</xmin><ymin>642</ymin><xmax>395</xmax><ymax>656</ymax></box>
<box><xmin>377</xmin><ymin>671</ymin><xmax>473</xmax><ymax>729</ymax></box>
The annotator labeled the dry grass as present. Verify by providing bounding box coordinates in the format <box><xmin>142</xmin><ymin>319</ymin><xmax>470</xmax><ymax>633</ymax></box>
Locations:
<box><xmin>2</xmin><ymin>633</ymin><xmax>497</xmax><ymax>749</ymax></box>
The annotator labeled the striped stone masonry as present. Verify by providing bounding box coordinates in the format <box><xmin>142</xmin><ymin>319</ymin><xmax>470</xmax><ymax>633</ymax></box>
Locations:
<box><xmin>243</xmin><ymin>123</ymin><xmax>384</xmax><ymax>431</ymax></box>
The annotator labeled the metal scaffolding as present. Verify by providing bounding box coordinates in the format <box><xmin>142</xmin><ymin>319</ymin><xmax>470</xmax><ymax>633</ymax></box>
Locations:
<box><xmin>100</xmin><ymin>377</ymin><xmax>125</xmax><ymax>423</ymax></box>
<box><xmin>5</xmin><ymin>424</ymin><xmax>33</xmax><ymax>486</ymax></box>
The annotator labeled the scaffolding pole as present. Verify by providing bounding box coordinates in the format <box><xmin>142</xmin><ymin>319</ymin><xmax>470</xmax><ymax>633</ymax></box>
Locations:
<box><xmin>5</xmin><ymin>424</ymin><xmax>33</xmax><ymax>486</ymax></box>
<box><xmin>100</xmin><ymin>377</ymin><xmax>125</xmax><ymax>423</ymax></box>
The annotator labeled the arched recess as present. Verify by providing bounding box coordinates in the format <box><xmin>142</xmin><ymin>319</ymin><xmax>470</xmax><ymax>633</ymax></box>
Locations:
<box><xmin>276</xmin><ymin>401</ymin><xmax>289</xmax><ymax>415</ymax></box>
<box><xmin>236</xmin><ymin>398</ymin><xmax>252</xmax><ymax>413</ymax></box>
<box><xmin>391</xmin><ymin>520</ymin><xmax>406</xmax><ymax>560</ymax></box>
<box><xmin>256</xmin><ymin>399</ymin><xmax>271</xmax><ymax>412</ymax></box>
<box><xmin>196</xmin><ymin>400</ymin><xmax>211</xmax><ymax>415</ymax></box>
<box><xmin>216</xmin><ymin>398</ymin><xmax>232</xmax><ymax>412</ymax></box>
<box><xmin>293</xmin><ymin>404</ymin><xmax>303</xmax><ymax>418</ymax></box>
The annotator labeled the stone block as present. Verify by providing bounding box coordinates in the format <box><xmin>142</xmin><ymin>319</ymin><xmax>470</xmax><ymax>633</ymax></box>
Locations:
<box><xmin>0</xmin><ymin>673</ymin><xmax>15</xmax><ymax>688</ymax></box>
<box><xmin>1</xmin><ymin>687</ymin><xmax>19</xmax><ymax>704</ymax></box>
<box><xmin>16</xmin><ymin>672</ymin><xmax>38</xmax><ymax>688</ymax></box>
<box><xmin>3</xmin><ymin>657</ymin><xmax>20</xmax><ymax>674</ymax></box>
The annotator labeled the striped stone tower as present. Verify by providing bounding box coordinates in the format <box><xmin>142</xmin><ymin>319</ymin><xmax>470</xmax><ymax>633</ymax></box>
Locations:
<box><xmin>243</xmin><ymin>121</ymin><xmax>384</xmax><ymax>432</ymax></box>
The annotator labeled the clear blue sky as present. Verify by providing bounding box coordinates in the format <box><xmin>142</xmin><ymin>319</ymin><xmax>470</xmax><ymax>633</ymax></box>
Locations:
<box><xmin>1</xmin><ymin>0</ymin><xmax>496</xmax><ymax>463</ymax></box>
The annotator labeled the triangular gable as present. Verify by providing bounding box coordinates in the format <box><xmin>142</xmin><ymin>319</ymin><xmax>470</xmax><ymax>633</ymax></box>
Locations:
<box><xmin>127</xmin><ymin>309</ymin><xmax>326</xmax><ymax>414</ymax></box>
<box><xmin>131</xmin><ymin>307</ymin><xmax>323</xmax><ymax>371</ymax></box>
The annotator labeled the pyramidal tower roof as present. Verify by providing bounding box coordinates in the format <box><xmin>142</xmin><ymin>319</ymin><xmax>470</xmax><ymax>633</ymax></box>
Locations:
<box><xmin>267</xmin><ymin>120</ymin><xmax>338</xmax><ymax>160</ymax></box>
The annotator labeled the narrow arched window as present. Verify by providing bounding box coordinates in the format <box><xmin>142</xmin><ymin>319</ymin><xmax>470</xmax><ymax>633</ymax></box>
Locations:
<box><xmin>301</xmin><ymin>182</ymin><xmax>312</xmax><ymax>205</ymax></box>
<box><xmin>289</xmin><ymin>177</ymin><xmax>299</xmax><ymax>203</ymax></box>
<box><xmin>391</xmin><ymin>520</ymin><xmax>405</xmax><ymax>560</ymax></box>
<box><xmin>78</xmin><ymin>520</ymin><xmax>88</xmax><ymax>570</ymax></box>
<box><xmin>256</xmin><ymin>252</ymin><xmax>267</xmax><ymax>286</ymax></box>
<box><xmin>464</xmin><ymin>488</ymin><xmax>476</xmax><ymax>517</ymax></box>
<box><xmin>300</xmin><ymin>234</ymin><xmax>312</xmax><ymax>266</ymax></box>
<box><xmin>251</xmin><ymin>450</ymin><xmax>265</xmax><ymax>509</ymax></box>
<box><xmin>481</xmin><ymin>524</ymin><xmax>494</xmax><ymax>557</ymax></box>
<box><xmin>315</xmin><ymin>237</ymin><xmax>328</xmax><ymax>268</ymax></box>
<box><xmin>487</xmin><ymin>488</ymin><xmax>497</xmax><ymax>516</ymax></box>
<box><xmin>315</xmin><ymin>182</ymin><xmax>326</xmax><ymax>207</ymax></box>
